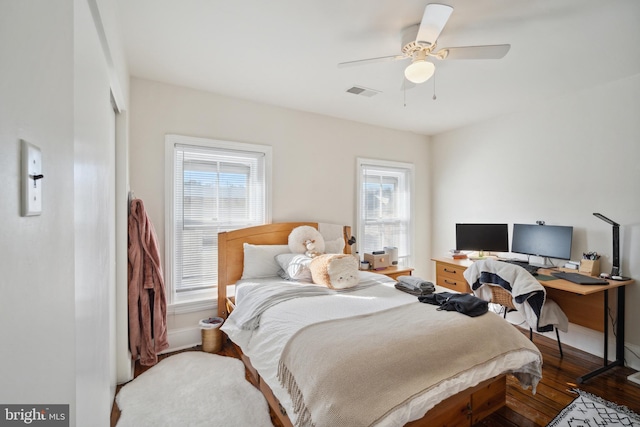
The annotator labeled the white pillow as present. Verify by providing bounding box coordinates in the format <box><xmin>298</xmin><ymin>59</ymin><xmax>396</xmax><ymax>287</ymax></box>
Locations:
<box><xmin>324</xmin><ymin>237</ymin><xmax>345</xmax><ymax>254</ymax></box>
<box><xmin>241</xmin><ymin>243</ymin><xmax>290</xmax><ymax>279</ymax></box>
<box><xmin>276</xmin><ymin>253</ymin><xmax>313</xmax><ymax>282</ymax></box>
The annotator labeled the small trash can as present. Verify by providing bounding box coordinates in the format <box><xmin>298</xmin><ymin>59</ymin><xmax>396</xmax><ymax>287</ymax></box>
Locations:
<box><xmin>200</xmin><ymin>317</ymin><xmax>224</xmax><ymax>353</ymax></box>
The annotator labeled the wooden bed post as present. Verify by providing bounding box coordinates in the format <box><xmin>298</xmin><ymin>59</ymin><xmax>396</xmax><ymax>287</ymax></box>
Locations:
<box><xmin>343</xmin><ymin>225</ymin><xmax>352</xmax><ymax>254</ymax></box>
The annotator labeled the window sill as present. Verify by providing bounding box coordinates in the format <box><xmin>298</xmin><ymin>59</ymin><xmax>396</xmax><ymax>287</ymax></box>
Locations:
<box><xmin>168</xmin><ymin>298</ymin><xmax>217</xmax><ymax>315</ymax></box>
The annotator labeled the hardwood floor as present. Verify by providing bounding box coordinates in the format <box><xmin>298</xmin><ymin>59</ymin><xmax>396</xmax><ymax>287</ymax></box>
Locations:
<box><xmin>111</xmin><ymin>330</ymin><xmax>640</xmax><ymax>427</ymax></box>
<box><xmin>478</xmin><ymin>329</ymin><xmax>640</xmax><ymax>426</ymax></box>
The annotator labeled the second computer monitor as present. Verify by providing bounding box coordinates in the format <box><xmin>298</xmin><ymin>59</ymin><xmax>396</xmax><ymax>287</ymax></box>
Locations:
<box><xmin>511</xmin><ymin>223</ymin><xmax>573</xmax><ymax>261</ymax></box>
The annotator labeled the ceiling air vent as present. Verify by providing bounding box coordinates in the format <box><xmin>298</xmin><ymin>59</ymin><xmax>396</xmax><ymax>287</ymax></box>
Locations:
<box><xmin>346</xmin><ymin>85</ymin><xmax>381</xmax><ymax>97</ymax></box>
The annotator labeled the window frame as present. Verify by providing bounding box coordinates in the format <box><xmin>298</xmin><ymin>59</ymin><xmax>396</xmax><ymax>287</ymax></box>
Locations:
<box><xmin>356</xmin><ymin>157</ymin><xmax>414</xmax><ymax>268</ymax></box>
<box><xmin>165</xmin><ymin>134</ymin><xmax>272</xmax><ymax>310</ymax></box>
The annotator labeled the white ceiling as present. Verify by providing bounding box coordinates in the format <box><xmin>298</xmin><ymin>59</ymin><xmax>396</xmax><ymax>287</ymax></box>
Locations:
<box><xmin>115</xmin><ymin>0</ymin><xmax>640</xmax><ymax>136</ymax></box>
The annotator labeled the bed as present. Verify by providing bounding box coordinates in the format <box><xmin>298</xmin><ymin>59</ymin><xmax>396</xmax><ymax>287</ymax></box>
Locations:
<box><xmin>218</xmin><ymin>222</ymin><xmax>542</xmax><ymax>427</ymax></box>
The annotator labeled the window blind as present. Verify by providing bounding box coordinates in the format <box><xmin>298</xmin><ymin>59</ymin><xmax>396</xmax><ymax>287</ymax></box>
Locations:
<box><xmin>171</xmin><ymin>142</ymin><xmax>267</xmax><ymax>299</ymax></box>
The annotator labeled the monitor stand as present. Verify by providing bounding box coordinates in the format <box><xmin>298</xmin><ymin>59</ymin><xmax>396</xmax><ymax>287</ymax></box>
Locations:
<box><xmin>467</xmin><ymin>250</ymin><xmax>498</xmax><ymax>261</ymax></box>
<box><xmin>528</xmin><ymin>256</ymin><xmax>555</xmax><ymax>269</ymax></box>
<box><xmin>467</xmin><ymin>250</ymin><xmax>485</xmax><ymax>261</ymax></box>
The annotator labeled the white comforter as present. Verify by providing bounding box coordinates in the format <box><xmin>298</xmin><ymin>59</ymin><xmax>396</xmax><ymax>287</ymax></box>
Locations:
<box><xmin>221</xmin><ymin>271</ymin><xmax>542</xmax><ymax>427</ymax></box>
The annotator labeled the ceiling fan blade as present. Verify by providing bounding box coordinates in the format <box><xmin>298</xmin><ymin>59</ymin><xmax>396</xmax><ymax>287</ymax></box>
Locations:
<box><xmin>338</xmin><ymin>54</ymin><xmax>407</xmax><ymax>68</ymax></box>
<box><xmin>416</xmin><ymin>3</ymin><xmax>454</xmax><ymax>46</ymax></box>
<box><xmin>436</xmin><ymin>44</ymin><xmax>511</xmax><ymax>60</ymax></box>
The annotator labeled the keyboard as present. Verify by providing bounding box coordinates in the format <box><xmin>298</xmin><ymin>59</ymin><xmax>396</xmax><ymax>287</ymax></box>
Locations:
<box><xmin>551</xmin><ymin>272</ymin><xmax>609</xmax><ymax>285</ymax></box>
<box><xmin>503</xmin><ymin>259</ymin><xmax>540</xmax><ymax>276</ymax></box>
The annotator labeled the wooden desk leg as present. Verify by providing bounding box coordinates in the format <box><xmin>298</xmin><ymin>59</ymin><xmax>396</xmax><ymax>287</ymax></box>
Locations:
<box><xmin>578</xmin><ymin>286</ymin><xmax>626</xmax><ymax>383</ymax></box>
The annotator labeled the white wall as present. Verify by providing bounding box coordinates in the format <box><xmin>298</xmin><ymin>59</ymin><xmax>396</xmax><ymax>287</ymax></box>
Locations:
<box><xmin>0</xmin><ymin>1</ymin><xmax>76</xmax><ymax>420</ymax></box>
<box><xmin>74</xmin><ymin>0</ymin><xmax>120</xmax><ymax>424</ymax></box>
<box><xmin>128</xmin><ymin>77</ymin><xmax>431</xmax><ymax>348</ymax></box>
<box><xmin>0</xmin><ymin>1</ymin><xmax>128</xmax><ymax>425</ymax></box>
<box><xmin>430</xmin><ymin>74</ymin><xmax>640</xmax><ymax>367</ymax></box>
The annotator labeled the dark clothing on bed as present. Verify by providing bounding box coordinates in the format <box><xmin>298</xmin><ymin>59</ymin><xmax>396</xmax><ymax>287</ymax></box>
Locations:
<box><xmin>419</xmin><ymin>292</ymin><xmax>488</xmax><ymax>317</ymax></box>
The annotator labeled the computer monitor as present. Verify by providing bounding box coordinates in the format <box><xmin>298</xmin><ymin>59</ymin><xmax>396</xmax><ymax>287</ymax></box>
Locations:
<box><xmin>511</xmin><ymin>224</ymin><xmax>573</xmax><ymax>262</ymax></box>
<box><xmin>455</xmin><ymin>223</ymin><xmax>509</xmax><ymax>253</ymax></box>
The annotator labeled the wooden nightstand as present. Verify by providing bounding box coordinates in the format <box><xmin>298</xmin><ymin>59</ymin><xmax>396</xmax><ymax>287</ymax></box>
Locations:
<box><xmin>369</xmin><ymin>266</ymin><xmax>414</xmax><ymax>280</ymax></box>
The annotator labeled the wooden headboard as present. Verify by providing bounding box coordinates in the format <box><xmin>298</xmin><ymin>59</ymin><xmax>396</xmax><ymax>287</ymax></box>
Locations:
<box><xmin>217</xmin><ymin>222</ymin><xmax>352</xmax><ymax>318</ymax></box>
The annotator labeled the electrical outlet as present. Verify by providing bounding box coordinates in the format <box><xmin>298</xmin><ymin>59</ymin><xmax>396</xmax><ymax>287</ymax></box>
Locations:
<box><xmin>21</xmin><ymin>140</ymin><xmax>43</xmax><ymax>216</ymax></box>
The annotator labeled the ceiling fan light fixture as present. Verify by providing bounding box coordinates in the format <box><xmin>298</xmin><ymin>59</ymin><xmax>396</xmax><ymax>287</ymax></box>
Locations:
<box><xmin>404</xmin><ymin>59</ymin><xmax>435</xmax><ymax>84</ymax></box>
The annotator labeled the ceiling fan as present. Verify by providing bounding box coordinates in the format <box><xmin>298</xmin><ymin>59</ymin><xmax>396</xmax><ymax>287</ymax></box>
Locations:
<box><xmin>338</xmin><ymin>3</ymin><xmax>510</xmax><ymax>85</ymax></box>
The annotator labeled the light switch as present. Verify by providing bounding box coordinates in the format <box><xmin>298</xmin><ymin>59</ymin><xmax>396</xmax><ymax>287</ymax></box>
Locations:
<box><xmin>21</xmin><ymin>140</ymin><xmax>43</xmax><ymax>216</ymax></box>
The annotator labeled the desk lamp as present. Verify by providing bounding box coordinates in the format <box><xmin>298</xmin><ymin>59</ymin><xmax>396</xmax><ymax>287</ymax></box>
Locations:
<box><xmin>593</xmin><ymin>213</ymin><xmax>637</xmax><ymax>386</ymax></box>
<box><xmin>593</xmin><ymin>213</ymin><xmax>628</xmax><ymax>280</ymax></box>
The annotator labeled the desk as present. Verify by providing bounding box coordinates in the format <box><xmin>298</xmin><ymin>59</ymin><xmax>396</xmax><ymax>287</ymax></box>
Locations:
<box><xmin>432</xmin><ymin>257</ymin><xmax>635</xmax><ymax>383</ymax></box>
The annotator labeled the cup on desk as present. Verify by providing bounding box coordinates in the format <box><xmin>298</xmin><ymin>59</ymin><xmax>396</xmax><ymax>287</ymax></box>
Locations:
<box><xmin>579</xmin><ymin>259</ymin><xmax>600</xmax><ymax>277</ymax></box>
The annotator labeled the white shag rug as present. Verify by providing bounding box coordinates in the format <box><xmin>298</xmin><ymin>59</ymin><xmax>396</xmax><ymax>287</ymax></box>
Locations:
<box><xmin>116</xmin><ymin>352</ymin><xmax>273</xmax><ymax>427</ymax></box>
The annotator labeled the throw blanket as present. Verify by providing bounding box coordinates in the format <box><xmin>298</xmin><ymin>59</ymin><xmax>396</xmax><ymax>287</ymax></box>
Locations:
<box><xmin>228</xmin><ymin>283</ymin><xmax>333</xmax><ymax>330</ymax></box>
<box><xmin>464</xmin><ymin>259</ymin><xmax>568</xmax><ymax>332</ymax></box>
<box><xmin>128</xmin><ymin>198</ymin><xmax>169</xmax><ymax>366</ymax></box>
<box><xmin>278</xmin><ymin>303</ymin><xmax>542</xmax><ymax>427</ymax></box>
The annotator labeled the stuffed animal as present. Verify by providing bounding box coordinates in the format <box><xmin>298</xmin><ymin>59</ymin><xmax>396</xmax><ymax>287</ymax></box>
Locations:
<box><xmin>288</xmin><ymin>225</ymin><xmax>326</xmax><ymax>254</ymax></box>
<box><xmin>303</xmin><ymin>239</ymin><xmax>323</xmax><ymax>258</ymax></box>
<box><xmin>309</xmin><ymin>254</ymin><xmax>359</xmax><ymax>289</ymax></box>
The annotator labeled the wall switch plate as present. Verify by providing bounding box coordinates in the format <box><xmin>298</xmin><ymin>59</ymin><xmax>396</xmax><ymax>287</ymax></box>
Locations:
<box><xmin>21</xmin><ymin>140</ymin><xmax>43</xmax><ymax>216</ymax></box>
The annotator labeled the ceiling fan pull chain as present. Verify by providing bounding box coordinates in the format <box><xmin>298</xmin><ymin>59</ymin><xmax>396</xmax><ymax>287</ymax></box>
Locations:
<box><xmin>403</xmin><ymin>81</ymin><xmax>407</xmax><ymax>107</ymax></box>
<box><xmin>432</xmin><ymin>70</ymin><xmax>437</xmax><ymax>100</ymax></box>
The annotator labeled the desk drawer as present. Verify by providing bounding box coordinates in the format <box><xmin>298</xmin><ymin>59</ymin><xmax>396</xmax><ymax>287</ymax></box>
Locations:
<box><xmin>436</xmin><ymin>262</ymin><xmax>470</xmax><ymax>292</ymax></box>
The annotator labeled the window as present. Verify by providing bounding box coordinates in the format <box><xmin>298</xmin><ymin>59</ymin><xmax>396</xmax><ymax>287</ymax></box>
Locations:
<box><xmin>165</xmin><ymin>135</ymin><xmax>271</xmax><ymax>306</ymax></box>
<box><xmin>356</xmin><ymin>158</ymin><xmax>413</xmax><ymax>267</ymax></box>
